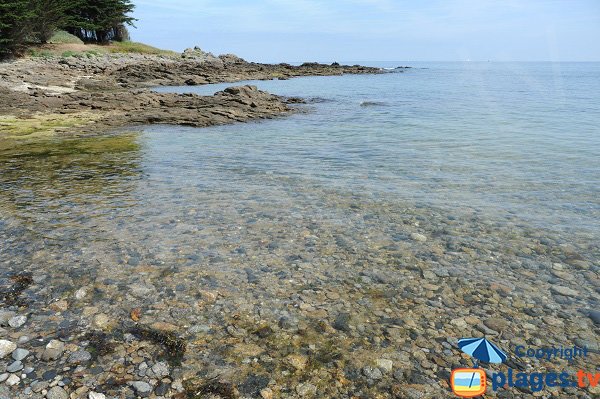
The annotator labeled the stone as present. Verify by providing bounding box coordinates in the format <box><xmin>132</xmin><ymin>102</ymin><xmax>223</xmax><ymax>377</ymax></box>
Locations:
<box><xmin>12</xmin><ymin>348</ymin><xmax>29</xmax><ymax>361</ymax></box>
<box><xmin>88</xmin><ymin>392</ymin><xmax>106</xmax><ymax>399</ymax></box>
<box><xmin>46</xmin><ymin>386</ymin><xmax>69</xmax><ymax>399</ymax></box>
<box><xmin>93</xmin><ymin>314</ymin><xmax>111</xmax><ymax>329</ymax></box>
<box><xmin>0</xmin><ymin>311</ymin><xmax>16</xmax><ymax>327</ymax></box>
<box><xmin>154</xmin><ymin>382</ymin><xmax>170</xmax><ymax>396</ymax></box>
<box><xmin>588</xmin><ymin>310</ymin><xmax>600</xmax><ymax>325</ymax></box>
<box><xmin>260</xmin><ymin>388</ymin><xmax>274</xmax><ymax>399</ymax></box>
<box><xmin>5</xmin><ymin>374</ymin><xmax>19</xmax><ymax>386</ymax></box>
<box><xmin>68</xmin><ymin>350</ymin><xmax>92</xmax><ymax>364</ymax></box>
<box><xmin>8</xmin><ymin>315</ymin><xmax>27</xmax><ymax>328</ymax></box>
<box><xmin>333</xmin><ymin>312</ymin><xmax>351</xmax><ymax>332</ymax></box>
<box><xmin>363</xmin><ymin>365</ymin><xmax>383</xmax><ymax>380</ymax></box>
<box><xmin>130</xmin><ymin>381</ymin><xmax>153</xmax><ymax>397</ymax></box>
<box><xmin>6</xmin><ymin>360</ymin><xmax>23</xmax><ymax>373</ymax></box>
<box><xmin>286</xmin><ymin>354</ymin><xmax>308</xmax><ymax>371</ymax></box>
<box><xmin>0</xmin><ymin>340</ymin><xmax>17</xmax><ymax>359</ymax></box>
<box><xmin>50</xmin><ymin>300</ymin><xmax>68</xmax><ymax>312</ymax></box>
<box><xmin>295</xmin><ymin>382</ymin><xmax>317</xmax><ymax>396</ymax></box>
<box><xmin>74</xmin><ymin>287</ymin><xmax>87</xmax><ymax>300</ymax></box>
<box><xmin>0</xmin><ymin>373</ymin><xmax>7</xmax><ymax>383</ymax></box>
<box><xmin>410</xmin><ymin>233</ymin><xmax>427</xmax><ymax>242</ymax></box>
<box><xmin>151</xmin><ymin>361</ymin><xmax>169</xmax><ymax>378</ymax></box>
<box><xmin>41</xmin><ymin>340</ymin><xmax>65</xmax><ymax>361</ymax></box>
<box><xmin>483</xmin><ymin>317</ymin><xmax>509</xmax><ymax>332</ymax></box>
<box><xmin>376</xmin><ymin>358</ymin><xmax>393</xmax><ymax>372</ymax></box>
<box><xmin>550</xmin><ymin>286</ymin><xmax>578</xmax><ymax>297</ymax></box>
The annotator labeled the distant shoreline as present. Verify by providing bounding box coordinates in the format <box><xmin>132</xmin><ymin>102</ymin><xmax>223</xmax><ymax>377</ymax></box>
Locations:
<box><xmin>0</xmin><ymin>44</ymin><xmax>384</xmax><ymax>141</ymax></box>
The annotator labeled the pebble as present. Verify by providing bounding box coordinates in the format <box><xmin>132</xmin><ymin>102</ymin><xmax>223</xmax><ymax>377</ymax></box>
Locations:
<box><xmin>6</xmin><ymin>360</ymin><xmax>23</xmax><ymax>373</ymax></box>
<box><xmin>130</xmin><ymin>381</ymin><xmax>153</xmax><ymax>397</ymax></box>
<box><xmin>588</xmin><ymin>310</ymin><xmax>600</xmax><ymax>325</ymax></box>
<box><xmin>0</xmin><ymin>340</ymin><xmax>17</xmax><ymax>359</ymax></box>
<box><xmin>67</xmin><ymin>350</ymin><xmax>91</xmax><ymax>364</ymax></box>
<box><xmin>550</xmin><ymin>285</ymin><xmax>578</xmax><ymax>297</ymax></box>
<box><xmin>150</xmin><ymin>361</ymin><xmax>169</xmax><ymax>378</ymax></box>
<box><xmin>0</xmin><ymin>311</ymin><xmax>16</xmax><ymax>327</ymax></box>
<box><xmin>12</xmin><ymin>348</ymin><xmax>29</xmax><ymax>361</ymax></box>
<box><xmin>0</xmin><ymin>373</ymin><xmax>7</xmax><ymax>383</ymax></box>
<box><xmin>376</xmin><ymin>358</ymin><xmax>393</xmax><ymax>373</ymax></box>
<box><xmin>8</xmin><ymin>315</ymin><xmax>27</xmax><ymax>328</ymax></box>
<box><xmin>74</xmin><ymin>287</ymin><xmax>87</xmax><ymax>300</ymax></box>
<box><xmin>295</xmin><ymin>382</ymin><xmax>317</xmax><ymax>396</ymax></box>
<box><xmin>410</xmin><ymin>232</ymin><xmax>427</xmax><ymax>242</ymax></box>
<box><xmin>5</xmin><ymin>374</ymin><xmax>19</xmax><ymax>386</ymax></box>
<box><xmin>46</xmin><ymin>386</ymin><xmax>68</xmax><ymax>399</ymax></box>
<box><xmin>363</xmin><ymin>365</ymin><xmax>383</xmax><ymax>380</ymax></box>
<box><xmin>41</xmin><ymin>340</ymin><xmax>65</xmax><ymax>361</ymax></box>
<box><xmin>88</xmin><ymin>392</ymin><xmax>106</xmax><ymax>399</ymax></box>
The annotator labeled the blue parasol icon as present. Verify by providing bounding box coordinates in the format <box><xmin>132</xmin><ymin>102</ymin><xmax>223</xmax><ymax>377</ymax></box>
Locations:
<box><xmin>458</xmin><ymin>337</ymin><xmax>507</xmax><ymax>366</ymax></box>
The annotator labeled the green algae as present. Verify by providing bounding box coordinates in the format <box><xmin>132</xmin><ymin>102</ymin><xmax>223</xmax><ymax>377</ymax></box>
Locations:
<box><xmin>0</xmin><ymin>113</ymin><xmax>101</xmax><ymax>139</ymax></box>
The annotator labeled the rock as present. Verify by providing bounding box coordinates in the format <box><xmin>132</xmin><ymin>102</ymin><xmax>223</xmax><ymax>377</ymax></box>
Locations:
<box><xmin>6</xmin><ymin>360</ymin><xmax>23</xmax><ymax>373</ymax></box>
<box><xmin>286</xmin><ymin>354</ymin><xmax>308</xmax><ymax>371</ymax></box>
<box><xmin>363</xmin><ymin>365</ymin><xmax>383</xmax><ymax>380</ymax></box>
<box><xmin>154</xmin><ymin>382</ymin><xmax>170</xmax><ymax>396</ymax></box>
<box><xmin>295</xmin><ymin>382</ymin><xmax>317</xmax><ymax>396</ymax></box>
<box><xmin>0</xmin><ymin>340</ymin><xmax>17</xmax><ymax>359</ymax></box>
<box><xmin>46</xmin><ymin>386</ymin><xmax>68</xmax><ymax>399</ymax></box>
<box><xmin>483</xmin><ymin>317</ymin><xmax>509</xmax><ymax>332</ymax></box>
<box><xmin>0</xmin><ymin>311</ymin><xmax>16</xmax><ymax>327</ymax></box>
<box><xmin>74</xmin><ymin>287</ymin><xmax>87</xmax><ymax>300</ymax></box>
<box><xmin>260</xmin><ymin>388</ymin><xmax>274</xmax><ymax>399</ymax></box>
<box><xmin>550</xmin><ymin>286</ymin><xmax>578</xmax><ymax>297</ymax></box>
<box><xmin>93</xmin><ymin>313</ymin><xmax>112</xmax><ymax>329</ymax></box>
<box><xmin>0</xmin><ymin>373</ymin><xmax>7</xmax><ymax>383</ymax></box>
<box><xmin>151</xmin><ymin>361</ymin><xmax>169</xmax><ymax>378</ymax></box>
<box><xmin>376</xmin><ymin>358</ymin><xmax>393</xmax><ymax>373</ymax></box>
<box><xmin>88</xmin><ymin>392</ymin><xmax>106</xmax><ymax>399</ymax></box>
<box><xmin>32</xmin><ymin>381</ymin><xmax>49</xmax><ymax>393</ymax></box>
<box><xmin>8</xmin><ymin>315</ymin><xmax>27</xmax><ymax>328</ymax></box>
<box><xmin>68</xmin><ymin>350</ymin><xmax>92</xmax><ymax>364</ymax></box>
<box><xmin>41</xmin><ymin>340</ymin><xmax>65</xmax><ymax>361</ymax></box>
<box><xmin>130</xmin><ymin>381</ymin><xmax>153</xmax><ymax>397</ymax></box>
<box><xmin>5</xmin><ymin>374</ymin><xmax>19</xmax><ymax>386</ymax></box>
<box><xmin>587</xmin><ymin>310</ymin><xmax>600</xmax><ymax>325</ymax></box>
<box><xmin>333</xmin><ymin>312</ymin><xmax>351</xmax><ymax>332</ymax></box>
<box><xmin>50</xmin><ymin>300</ymin><xmax>69</xmax><ymax>312</ymax></box>
<box><xmin>12</xmin><ymin>348</ymin><xmax>29</xmax><ymax>361</ymax></box>
<box><xmin>410</xmin><ymin>233</ymin><xmax>427</xmax><ymax>242</ymax></box>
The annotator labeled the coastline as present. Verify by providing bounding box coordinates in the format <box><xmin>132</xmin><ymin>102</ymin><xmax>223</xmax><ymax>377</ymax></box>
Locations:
<box><xmin>0</xmin><ymin>50</ymin><xmax>383</xmax><ymax>140</ymax></box>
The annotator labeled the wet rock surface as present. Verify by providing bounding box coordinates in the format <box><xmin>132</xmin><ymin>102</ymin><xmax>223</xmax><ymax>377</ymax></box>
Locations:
<box><xmin>0</xmin><ymin>51</ymin><xmax>383</xmax><ymax>138</ymax></box>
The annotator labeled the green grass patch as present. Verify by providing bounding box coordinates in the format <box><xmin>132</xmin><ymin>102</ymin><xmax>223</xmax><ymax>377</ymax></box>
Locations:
<box><xmin>49</xmin><ymin>30</ymin><xmax>84</xmax><ymax>44</ymax></box>
<box><xmin>107</xmin><ymin>41</ymin><xmax>178</xmax><ymax>56</ymax></box>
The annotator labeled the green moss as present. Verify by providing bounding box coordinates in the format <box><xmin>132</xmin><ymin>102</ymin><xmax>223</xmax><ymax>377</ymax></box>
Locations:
<box><xmin>49</xmin><ymin>30</ymin><xmax>84</xmax><ymax>45</ymax></box>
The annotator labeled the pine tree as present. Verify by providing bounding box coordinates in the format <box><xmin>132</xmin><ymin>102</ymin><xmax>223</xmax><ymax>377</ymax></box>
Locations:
<box><xmin>0</xmin><ymin>0</ymin><xmax>35</xmax><ymax>56</ymax></box>
<box><xmin>65</xmin><ymin>0</ymin><xmax>135</xmax><ymax>43</ymax></box>
<box><xmin>31</xmin><ymin>0</ymin><xmax>82</xmax><ymax>43</ymax></box>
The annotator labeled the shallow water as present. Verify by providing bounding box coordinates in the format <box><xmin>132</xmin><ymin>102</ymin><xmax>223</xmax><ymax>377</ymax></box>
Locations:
<box><xmin>1</xmin><ymin>62</ymin><xmax>599</xmax><ymax>398</ymax></box>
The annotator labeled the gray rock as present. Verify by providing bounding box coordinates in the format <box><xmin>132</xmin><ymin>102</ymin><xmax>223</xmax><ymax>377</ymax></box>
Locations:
<box><xmin>130</xmin><ymin>381</ymin><xmax>153</xmax><ymax>397</ymax></box>
<box><xmin>5</xmin><ymin>374</ymin><xmax>19</xmax><ymax>386</ymax></box>
<box><xmin>363</xmin><ymin>365</ymin><xmax>383</xmax><ymax>380</ymax></box>
<box><xmin>295</xmin><ymin>382</ymin><xmax>317</xmax><ymax>396</ymax></box>
<box><xmin>0</xmin><ymin>340</ymin><xmax>17</xmax><ymax>359</ymax></box>
<box><xmin>0</xmin><ymin>373</ymin><xmax>8</xmax><ymax>383</ymax></box>
<box><xmin>0</xmin><ymin>311</ymin><xmax>16</xmax><ymax>327</ymax></box>
<box><xmin>41</xmin><ymin>340</ymin><xmax>65</xmax><ymax>361</ymax></box>
<box><xmin>587</xmin><ymin>310</ymin><xmax>600</xmax><ymax>325</ymax></box>
<box><xmin>88</xmin><ymin>392</ymin><xmax>106</xmax><ymax>399</ymax></box>
<box><xmin>46</xmin><ymin>386</ymin><xmax>69</xmax><ymax>399</ymax></box>
<box><xmin>333</xmin><ymin>312</ymin><xmax>351</xmax><ymax>332</ymax></box>
<box><xmin>550</xmin><ymin>285</ymin><xmax>578</xmax><ymax>297</ymax></box>
<box><xmin>8</xmin><ymin>315</ymin><xmax>27</xmax><ymax>328</ymax></box>
<box><xmin>68</xmin><ymin>350</ymin><xmax>91</xmax><ymax>364</ymax></box>
<box><xmin>32</xmin><ymin>381</ymin><xmax>49</xmax><ymax>393</ymax></box>
<box><xmin>6</xmin><ymin>360</ymin><xmax>23</xmax><ymax>373</ymax></box>
<box><xmin>410</xmin><ymin>232</ymin><xmax>427</xmax><ymax>242</ymax></box>
<box><xmin>151</xmin><ymin>361</ymin><xmax>169</xmax><ymax>378</ymax></box>
<box><xmin>12</xmin><ymin>348</ymin><xmax>29</xmax><ymax>361</ymax></box>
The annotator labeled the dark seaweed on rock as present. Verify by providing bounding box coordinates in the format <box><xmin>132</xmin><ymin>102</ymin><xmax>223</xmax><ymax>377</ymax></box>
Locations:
<box><xmin>183</xmin><ymin>377</ymin><xmax>239</xmax><ymax>399</ymax></box>
<box><xmin>129</xmin><ymin>326</ymin><xmax>187</xmax><ymax>365</ymax></box>
<box><xmin>0</xmin><ymin>272</ymin><xmax>33</xmax><ymax>306</ymax></box>
<box><xmin>83</xmin><ymin>331</ymin><xmax>118</xmax><ymax>360</ymax></box>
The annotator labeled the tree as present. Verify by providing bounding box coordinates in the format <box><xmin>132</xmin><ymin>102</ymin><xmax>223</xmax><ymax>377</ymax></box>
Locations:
<box><xmin>31</xmin><ymin>0</ymin><xmax>81</xmax><ymax>43</ymax></box>
<box><xmin>65</xmin><ymin>0</ymin><xmax>135</xmax><ymax>44</ymax></box>
<box><xmin>0</xmin><ymin>0</ymin><xmax>35</xmax><ymax>56</ymax></box>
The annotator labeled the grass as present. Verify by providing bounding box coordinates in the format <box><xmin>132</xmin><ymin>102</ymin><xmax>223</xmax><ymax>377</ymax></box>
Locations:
<box><xmin>106</xmin><ymin>41</ymin><xmax>178</xmax><ymax>56</ymax></box>
<box><xmin>48</xmin><ymin>30</ymin><xmax>84</xmax><ymax>44</ymax></box>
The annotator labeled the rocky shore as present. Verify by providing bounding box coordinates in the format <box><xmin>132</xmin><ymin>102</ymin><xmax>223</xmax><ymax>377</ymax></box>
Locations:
<box><xmin>0</xmin><ymin>48</ymin><xmax>382</xmax><ymax>139</ymax></box>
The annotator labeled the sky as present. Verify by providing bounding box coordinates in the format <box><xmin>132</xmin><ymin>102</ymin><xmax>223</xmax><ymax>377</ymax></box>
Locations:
<box><xmin>131</xmin><ymin>0</ymin><xmax>600</xmax><ymax>63</ymax></box>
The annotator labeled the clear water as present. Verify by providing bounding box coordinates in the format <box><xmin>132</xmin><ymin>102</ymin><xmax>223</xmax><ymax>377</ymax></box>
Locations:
<box><xmin>1</xmin><ymin>63</ymin><xmax>598</xmax><ymax>268</ymax></box>
<box><xmin>154</xmin><ymin>62</ymin><xmax>600</xmax><ymax>234</ymax></box>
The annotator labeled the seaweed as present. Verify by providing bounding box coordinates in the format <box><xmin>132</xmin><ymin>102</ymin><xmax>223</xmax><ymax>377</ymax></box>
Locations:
<box><xmin>83</xmin><ymin>331</ymin><xmax>117</xmax><ymax>360</ymax></box>
<box><xmin>183</xmin><ymin>377</ymin><xmax>239</xmax><ymax>399</ymax></box>
<box><xmin>0</xmin><ymin>272</ymin><xmax>33</xmax><ymax>306</ymax></box>
<box><xmin>129</xmin><ymin>326</ymin><xmax>187</xmax><ymax>365</ymax></box>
